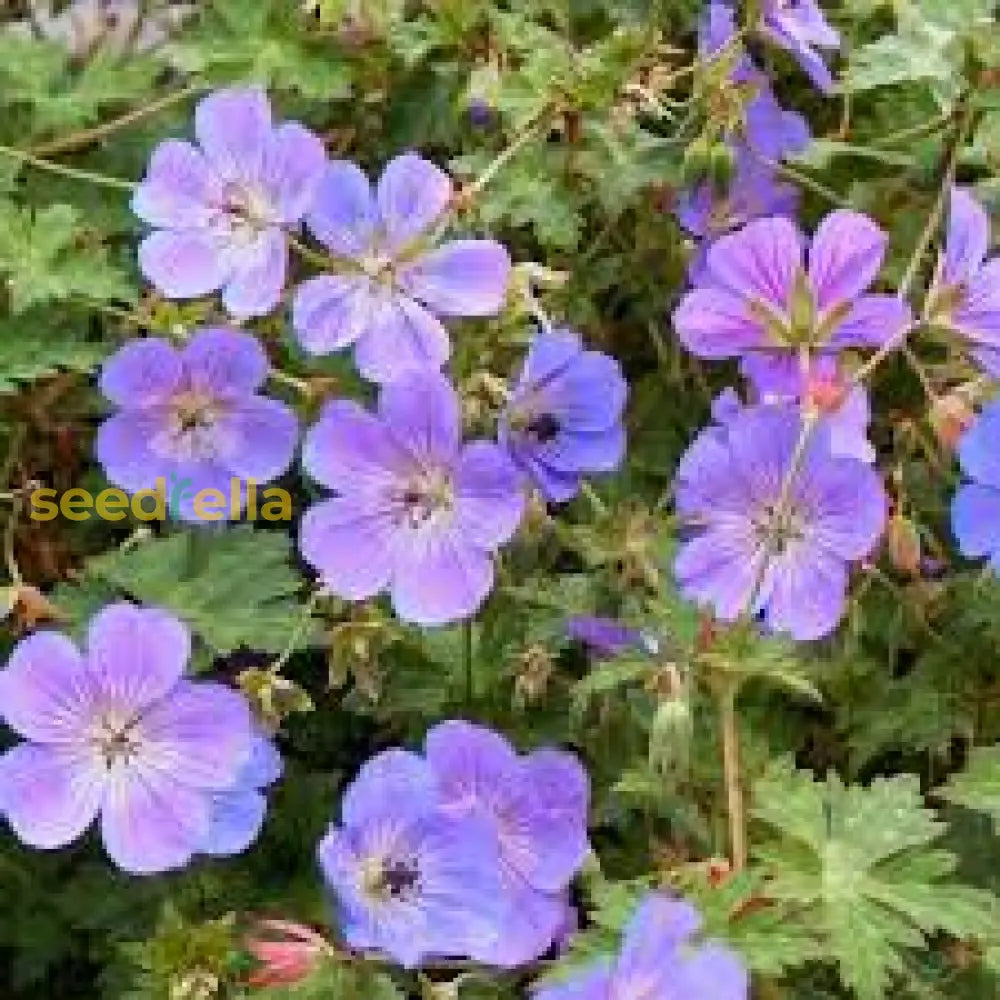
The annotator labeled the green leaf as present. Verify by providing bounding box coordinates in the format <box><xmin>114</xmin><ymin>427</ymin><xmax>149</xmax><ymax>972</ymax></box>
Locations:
<box><xmin>255</xmin><ymin>958</ymin><xmax>402</xmax><ymax>998</ymax></box>
<box><xmin>0</xmin><ymin>201</ymin><xmax>134</xmax><ymax>313</ymax></box>
<box><xmin>752</xmin><ymin>761</ymin><xmax>1000</xmax><ymax>998</ymax></box>
<box><xmin>940</xmin><ymin>746</ymin><xmax>1000</xmax><ymax>832</ymax></box>
<box><xmin>66</xmin><ymin>527</ymin><xmax>315</xmax><ymax>655</ymax></box>
<box><xmin>0</xmin><ymin>308</ymin><xmax>107</xmax><ymax>391</ymax></box>
<box><xmin>846</xmin><ymin>20</ymin><xmax>961</xmax><ymax>94</ymax></box>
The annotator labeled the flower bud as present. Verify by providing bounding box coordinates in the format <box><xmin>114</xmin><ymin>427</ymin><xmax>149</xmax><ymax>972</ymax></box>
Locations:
<box><xmin>649</xmin><ymin>697</ymin><xmax>693</xmax><ymax>778</ymax></box>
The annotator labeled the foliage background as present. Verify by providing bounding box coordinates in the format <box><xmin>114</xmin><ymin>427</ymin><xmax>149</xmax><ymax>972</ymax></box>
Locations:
<box><xmin>0</xmin><ymin>0</ymin><xmax>999</xmax><ymax>997</ymax></box>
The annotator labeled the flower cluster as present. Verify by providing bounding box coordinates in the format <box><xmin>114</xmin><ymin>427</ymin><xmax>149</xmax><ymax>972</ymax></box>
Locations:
<box><xmin>318</xmin><ymin>721</ymin><xmax>590</xmax><ymax>968</ymax></box>
<box><xmin>0</xmin><ymin>603</ymin><xmax>279</xmax><ymax>874</ymax></box>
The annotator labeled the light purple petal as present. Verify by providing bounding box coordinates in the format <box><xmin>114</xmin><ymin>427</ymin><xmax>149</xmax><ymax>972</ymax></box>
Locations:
<box><xmin>341</xmin><ymin>748</ymin><xmax>435</xmax><ymax>830</ymax></box>
<box><xmin>299</xmin><ymin>497</ymin><xmax>396</xmax><ymax>600</ymax></box>
<box><xmin>398</xmin><ymin>240</ymin><xmax>511</xmax><ymax>316</ymax></box>
<box><xmin>138</xmin><ymin>229</ymin><xmax>231</xmax><ymax>300</ymax></box>
<box><xmin>353</xmin><ymin>292</ymin><xmax>451</xmax><ymax>383</ymax></box>
<box><xmin>306</xmin><ymin>160</ymin><xmax>377</xmax><ymax>258</ymax></box>
<box><xmin>958</xmin><ymin>401</ymin><xmax>1000</xmax><ymax>488</ymax></box>
<box><xmin>760</xmin><ymin>544</ymin><xmax>847</xmax><ymax>640</ymax></box>
<box><xmin>292</xmin><ymin>275</ymin><xmax>374</xmax><ymax>355</ymax></box>
<box><xmin>671</xmin><ymin>943</ymin><xmax>750</xmax><ymax>999</ymax></box>
<box><xmin>952</xmin><ymin>483</ymin><xmax>1000</xmax><ymax>560</ymax></box>
<box><xmin>705</xmin><ymin>216</ymin><xmax>802</xmax><ymax>313</ymax></box>
<box><xmin>675</xmin><ymin>526</ymin><xmax>764</xmax><ymax>622</ymax></box>
<box><xmin>261</xmin><ymin>122</ymin><xmax>327</xmax><ymax>224</ymax></box>
<box><xmin>534</xmin><ymin>960</ymin><xmax>615</xmax><ymax>1000</ymax></box>
<box><xmin>182</xmin><ymin>326</ymin><xmax>268</xmax><ymax>396</ymax></box>
<box><xmin>132</xmin><ymin>139</ymin><xmax>218</xmax><ymax>229</ymax></box>
<box><xmin>827</xmin><ymin>293</ymin><xmax>912</xmax><ymax>349</ymax></box>
<box><xmin>221</xmin><ymin>227</ymin><xmax>287</xmax><ymax>319</ymax></box>
<box><xmin>453</xmin><ymin>441</ymin><xmax>525</xmax><ymax>549</ymax></box>
<box><xmin>808</xmin><ymin>210</ymin><xmax>887</xmax><ymax>309</ymax></box>
<box><xmin>99</xmin><ymin>761</ymin><xmax>209</xmax><ymax>874</ymax></box>
<box><xmin>202</xmin><ymin>788</ymin><xmax>267</xmax><ymax>856</ymax></box>
<box><xmin>195</xmin><ymin>86</ymin><xmax>272</xmax><ymax>182</ymax></box>
<box><xmin>804</xmin><ymin>457</ymin><xmax>886</xmax><ymax>559</ymax></box>
<box><xmin>139</xmin><ymin>680</ymin><xmax>252</xmax><ymax>791</ymax></box>
<box><xmin>674</xmin><ymin>287</ymin><xmax>769</xmax><ymax>359</ymax></box>
<box><xmin>302</xmin><ymin>399</ymin><xmax>405</xmax><ymax>493</ymax></box>
<box><xmin>96</xmin><ymin>408</ymin><xmax>170</xmax><ymax>493</ymax></box>
<box><xmin>476</xmin><ymin>879</ymin><xmax>568</xmax><ymax>968</ymax></box>
<box><xmin>943</xmin><ymin>187</ymin><xmax>990</xmax><ymax>285</ymax></box>
<box><xmin>0</xmin><ymin>743</ymin><xmax>104</xmax><ymax>850</ymax></box>
<box><xmin>390</xmin><ymin>529</ymin><xmax>494</xmax><ymax>625</ymax></box>
<box><xmin>214</xmin><ymin>395</ymin><xmax>299</xmax><ymax>482</ymax></box>
<box><xmin>376</xmin><ymin>153</ymin><xmax>452</xmax><ymax>252</ymax></box>
<box><xmin>99</xmin><ymin>338</ymin><xmax>183</xmax><ymax>408</ymax></box>
<box><xmin>86</xmin><ymin>603</ymin><xmax>190</xmax><ymax>714</ymax></box>
<box><xmin>379</xmin><ymin>372</ymin><xmax>461</xmax><ymax>462</ymax></box>
<box><xmin>953</xmin><ymin>260</ymin><xmax>1000</xmax><ymax>345</ymax></box>
<box><xmin>517</xmin><ymin>327</ymin><xmax>582</xmax><ymax>386</ymax></box>
<box><xmin>165</xmin><ymin>460</ymin><xmax>238</xmax><ymax>523</ymax></box>
<box><xmin>617</xmin><ymin>895</ymin><xmax>701</xmax><ymax>982</ymax></box>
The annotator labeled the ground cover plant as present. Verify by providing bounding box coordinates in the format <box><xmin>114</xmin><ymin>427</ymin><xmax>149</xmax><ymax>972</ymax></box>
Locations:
<box><xmin>0</xmin><ymin>0</ymin><xmax>1000</xmax><ymax>998</ymax></box>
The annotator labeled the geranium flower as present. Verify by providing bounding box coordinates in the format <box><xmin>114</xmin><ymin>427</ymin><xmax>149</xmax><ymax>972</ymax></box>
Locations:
<box><xmin>133</xmin><ymin>87</ymin><xmax>326</xmax><ymax>318</ymax></box>
<box><xmin>425</xmin><ymin>721</ymin><xmax>590</xmax><ymax>967</ymax></box>
<box><xmin>952</xmin><ymin>400</ymin><xmax>1000</xmax><ymax>572</ymax></box>
<box><xmin>202</xmin><ymin>731</ymin><xmax>283</xmax><ymax>857</ymax></box>
<box><xmin>0</xmin><ymin>604</ymin><xmax>254</xmax><ymax>874</ymax></box>
<box><xmin>760</xmin><ymin>0</ymin><xmax>840</xmax><ymax>94</ymax></box>
<box><xmin>927</xmin><ymin>187</ymin><xmax>1000</xmax><ymax>375</ymax></box>
<box><xmin>292</xmin><ymin>153</ymin><xmax>511</xmax><ymax>383</ymax></box>
<box><xmin>499</xmin><ymin>329</ymin><xmax>626</xmax><ymax>503</ymax></box>
<box><xmin>534</xmin><ymin>893</ymin><xmax>748</xmax><ymax>999</ymax></box>
<box><xmin>300</xmin><ymin>372</ymin><xmax>524</xmax><ymax>626</ymax></box>
<box><xmin>674</xmin><ymin>403</ymin><xmax>886</xmax><ymax>640</ymax></box>
<box><xmin>96</xmin><ymin>328</ymin><xmax>298</xmax><ymax>522</ymax></box>
<box><xmin>317</xmin><ymin>748</ymin><xmax>504</xmax><ymax>968</ymax></box>
<box><xmin>673</xmin><ymin>211</ymin><xmax>912</xmax><ymax>363</ymax></box>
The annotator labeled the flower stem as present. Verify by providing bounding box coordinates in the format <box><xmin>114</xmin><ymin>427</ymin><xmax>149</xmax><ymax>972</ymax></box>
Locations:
<box><xmin>0</xmin><ymin>144</ymin><xmax>135</xmax><ymax>192</ymax></box>
<box><xmin>719</xmin><ymin>682</ymin><xmax>747</xmax><ymax>871</ymax></box>
<box><xmin>463</xmin><ymin>618</ymin><xmax>474</xmax><ymax>706</ymax></box>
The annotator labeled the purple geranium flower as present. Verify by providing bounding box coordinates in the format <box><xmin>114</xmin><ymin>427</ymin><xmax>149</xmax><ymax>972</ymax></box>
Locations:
<box><xmin>0</xmin><ymin>603</ymin><xmax>254</xmax><ymax>874</ymax></box>
<box><xmin>760</xmin><ymin>0</ymin><xmax>840</xmax><ymax>94</ymax></box>
<box><xmin>565</xmin><ymin>616</ymin><xmax>659</xmax><ymax>657</ymax></box>
<box><xmin>300</xmin><ymin>372</ymin><xmax>524</xmax><ymax>625</ymax></box>
<box><xmin>292</xmin><ymin>153</ymin><xmax>511</xmax><ymax>383</ymax></box>
<box><xmin>425</xmin><ymin>721</ymin><xmax>590</xmax><ymax>968</ymax></box>
<box><xmin>133</xmin><ymin>87</ymin><xmax>326</xmax><ymax>319</ymax></box>
<box><xmin>952</xmin><ymin>400</ymin><xmax>1000</xmax><ymax>573</ymax></box>
<box><xmin>317</xmin><ymin>748</ymin><xmax>504</xmax><ymax>968</ymax></box>
<box><xmin>674</xmin><ymin>403</ymin><xmax>886</xmax><ymax>640</ymax></box>
<box><xmin>499</xmin><ymin>329</ymin><xmax>627</xmax><ymax>503</ymax></box>
<box><xmin>740</xmin><ymin>353</ymin><xmax>875</xmax><ymax>463</ymax></box>
<box><xmin>927</xmin><ymin>187</ymin><xmax>1000</xmax><ymax>375</ymax></box>
<box><xmin>673</xmin><ymin>211</ymin><xmax>912</xmax><ymax>364</ymax></box>
<box><xmin>96</xmin><ymin>328</ymin><xmax>298</xmax><ymax>522</ymax></box>
<box><xmin>203</xmin><ymin>730</ymin><xmax>283</xmax><ymax>857</ymax></box>
<box><xmin>534</xmin><ymin>893</ymin><xmax>748</xmax><ymax>1000</ymax></box>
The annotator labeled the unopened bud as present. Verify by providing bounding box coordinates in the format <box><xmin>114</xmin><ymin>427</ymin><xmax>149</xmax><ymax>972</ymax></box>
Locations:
<box><xmin>649</xmin><ymin>697</ymin><xmax>693</xmax><ymax>778</ymax></box>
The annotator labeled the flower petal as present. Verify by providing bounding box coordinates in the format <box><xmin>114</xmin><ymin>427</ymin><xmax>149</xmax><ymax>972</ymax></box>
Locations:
<box><xmin>214</xmin><ymin>395</ymin><xmax>299</xmax><ymax>483</ymax></box>
<box><xmin>952</xmin><ymin>483</ymin><xmax>1000</xmax><ymax>561</ymax></box>
<box><xmin>453</xmin><ymin>441</ymin><xmax>525</xmax><ymax>549</ymax></box>
<box><xmin>292</xmin><ymin>275</ymin><xmax>375</xmax><ymax>355</ymax></box>
<box><xmin>675</xmin><ymin>526</ymin><xmax>764</xmax><ymax>622</ymax></box>
<box><xmin>803</xmin><ymin>455</ymin><xmax>886</xmax><ymax>559</ymax></box>
<box><xmin>132</xmin><ymin>139</ymin><xmax>218</xmax><ymax>229</ymax></box>
<box><xmin>673</xmin><ymin>287</ymin><xmax>770</xmax><ymax>359</ymax></box>
<box><xmin>86</xmin><ymin>603</ymin><xmax>190</xmax><ymax>714</ymax></box>
<box><xmin>808</xmin><ymin>210</ymin><xmax>887</xmax><ymax>310</ymax></box>
<box><xmin>671</xmin><ymin>943</ymin><xmax>750</xmax><ymax>1000</ymax></box>
<box><xmin>761</xmin><ymin>544</ymin><xmax>847</xmax><ymax>640</ymax></box>
<box><xmin>221</xmin><ymin>227</ymin><xmax>287</xmax><ymax>319</ymax></box>
<box><xmin>376</xmin><ymin>153</ymin><xmax>452</xmax><ymax>252</ymax></box>
<box><xmin>299</xmin><ymin>497</ymin><xmax>397</xmax><ymax>600</ymax></box>
<box><xmin>138</xmin><ymin>229</ymin><xmax>231</xmax><ymax>300</ymax></box>
<box><xmin>195</xmin><ymin>86</ymin><xmax>272</xmax><ymax>182</ymax></box>
<box><xmin>306</xmin><ymin>160</ymin><xmax>377</xmax><ymax>258</ymax></box>
<box><xmin>827</xmin><ymin>293</ymin><xmax>912</xmax><ymax>349</ymax></box>
<box><xmin>353</xmin><ymin>292</ymin><xmax>451</xmax><ymax>383</ymax></box>
<box><xmin>379</xmin><ymin>371</ymin><xmax>462</xmax><ymax>462</ymax></box>
<box><xmin>262</xmin><ymin>122</ymin><xmax>327</xmax><ymax>225</ymax></box>
<box><xmin>183</xmin><ymin>326</ymin><xmax>269</xmax><ymax>396</ymax></box>
<box><xmin>0</xmin><ymin>630</ymin><xmax>93</xmax><ymax>743</ymax></box>
<box><xmin>942</xmin><ymin>187</ymin><xmax>990</xmax><ymax>285</ymax></box>
<box><xmin>99</xmin><ymin>338</ymin><xmax>183</xmax><ymax>408</ymax></box>
<box><xmin>398</xmin><ymin>240</ymin><xmax>511</xmax><ymax>316</ymax></box>
<box><xmin>705</xmin><ymin>215</ymin><xmax>802</xmax><ymax>313</ymax></box>
<box><xmin>0</xmin><ymin>743</ymin><xmax>104</xmax><ymax>850</ymax></box>
<box><xmin>96</xmin><ymin>409</ymin><xmax>171</xmax><ymax>493</ymax></box>
<box><xmin>202</xmin><ymin>788</ymin><xmax>267</xmax><ymax>856</ymax></box>
<box><xmin>958</xmin><ymin>400</ymin><xmax>1000</xmax><ymax>488</ymax></box>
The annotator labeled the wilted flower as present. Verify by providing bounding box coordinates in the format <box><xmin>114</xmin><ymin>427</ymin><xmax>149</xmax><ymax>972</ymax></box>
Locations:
<box><xmin>203</xmin><ymin>731</ymin><xmax>283</xmax><ymax>857</ymax></box>
<box><xmin>760</xmin><ymin>0</ymin><xmax>840</xmax><ymax>94</ymax></box>
<box><xmin>0</xmin><ymin>603</ymin><xmax>255</xmax><ymax>874</ymax></box>
<box><xmin>499</xmin><ymin>329</ymin><xmax>627</xmax><ymax>503</ymax></box>
<box><xmin>927</xmin><ymin>187</ymin><xmax>1000</xmax><ymax>375</ymax></box>
<box><xmin>952</xmin><ymin>400</ymin><xmax>1000</xmax><ymax>573</ymax></box>
<box><xmin>534</xmin><ymin>893</ymin><xmax>748</xmax><ymax>999</ymax></box>
<box><xmin>425</xmin><ymin>721</ymin><xmax>590</xmax><ymax>968</ymax></box>
<box><xmin>673</xmin><ymin>211</ymin><xmax>912</xmax><ymax>364</ymax></box>
<box><xmin>133</xmin><ymin>88</ymin><xmax>326</xmax><ymax>318</ymax></box>
<box><xmin>96</xmin><ymin>328</ymin><xmax>298</xmax><ymax>521</ymax></box>
<box><xmin>300</xmin><ymin>373</ymin><xmax>524</xmax><ymax>626</ymax></box>
<box><xmin>674</xmin><ymin>403</ymin><xmax>887</xmax><ymax>640</ymax></box>
<box><xmin>293</xmin><ymin>153</ymin><xmax>511</xmax><ymax>383</ymax></box>
<box><xmin>317</xmin><ymin>748</ymin><xmax>504</xmax><ymax>968</ymax></box>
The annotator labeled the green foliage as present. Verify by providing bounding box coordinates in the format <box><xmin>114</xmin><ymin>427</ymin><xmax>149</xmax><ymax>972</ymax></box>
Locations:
<box><xmin>941</xmin><ymin>746</ymin><xmax>1000</xmax><ymax>832</ymax></box>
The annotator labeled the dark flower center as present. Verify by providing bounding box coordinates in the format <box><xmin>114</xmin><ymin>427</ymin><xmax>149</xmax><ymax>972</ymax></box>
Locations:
<box><xmin>525</xmin><ymin>412</ymin><xmax>561</xmax><ymax>443</ymax></box>
<box><xmin>395</xmin><ymin>468</ymin><xmax>454</xmax><ymax>527</ymax></box>
<box><xmin>364</xmin><ymin>855</ymin><xmax>421</xmax><ymax>902</ymax></box>
<box><xmin>755</xmin><ymin>501</ymin><xmax>805</xmax><ymax>552</ymax></box>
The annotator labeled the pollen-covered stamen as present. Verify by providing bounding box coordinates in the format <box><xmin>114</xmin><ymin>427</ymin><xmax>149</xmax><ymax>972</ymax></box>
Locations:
<box><xmin>152</xmin><ymin>389</ymin><xmax>226</xmax><ymax>462</ymax></box>
<box><xmin>210</xmin><ymin>181</ymin><xmax>277</xmax><ymax>244</ymax></box>
<box><xmin>754</xmin><ymin>500</ymin><xmax>806</xmax><ymax>553</ymax></box>
<box><xmin>362</xmin><ymin>854</ymin><xmax>421</xmax><ymax>901</ymax></box>
<box><xmin>91</xmin><ymin>714</ymin><xmax>142</xmax><ymax>768</ymax></box>
<box><xmin>395</xmin><ymin>467</ymin><xmax>455</xmax><ymax>527</ymax></box>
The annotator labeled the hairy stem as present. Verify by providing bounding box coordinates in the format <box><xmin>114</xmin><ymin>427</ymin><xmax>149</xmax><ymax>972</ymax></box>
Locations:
<box><xmin>720</xmin><ymin>683</ymin><xmax>747</xmax><ymax>871</ymax></box>
<box><xmin>0</xmin><ymin>144</ymin><xmax>135</xmax><ymax>191</ymax></box>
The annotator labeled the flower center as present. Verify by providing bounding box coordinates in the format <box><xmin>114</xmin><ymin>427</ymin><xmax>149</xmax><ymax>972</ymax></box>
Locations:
<box><xmin>362</xmin><ymin>855</ymin><xmax>421</xmax><ymax>902</ymax></box>
<box><xmin>92</xmin><ymin>715</ymin><xmax>141</xmax><ymax>768</ymax></box>
<box><xmin>152</xmin><ymin>390</ymin><xmax>225</xmax><ymax>462</ymax></box>
<box><xmin>754</xmin><ymin>501</ymin><xmax>805</xmax><ymax>553</ymax></box>
<box><xmin>395</xmin><ymin>467</ymin><xmax>454</xmax><ymax>527</ymax></box>
<box><xmin>212</xmin><ymin>181</ymin><xmax>275</xmax><ymax>245</ymax></box>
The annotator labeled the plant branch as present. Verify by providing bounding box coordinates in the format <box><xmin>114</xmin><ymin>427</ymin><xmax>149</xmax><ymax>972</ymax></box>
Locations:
<box><xmin>0</xmin><ymin>144</ymin><xmax>135</xmax><ymax>191</ymax></box>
